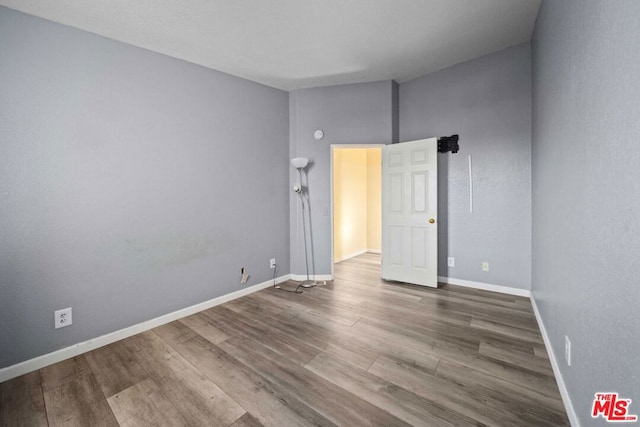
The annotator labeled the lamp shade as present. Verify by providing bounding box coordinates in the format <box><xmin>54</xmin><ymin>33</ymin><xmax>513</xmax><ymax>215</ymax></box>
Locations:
<box><xmin>290</xmin><ymin>157</ymin><xmax>309</xmax><ymax>169</ymax></box>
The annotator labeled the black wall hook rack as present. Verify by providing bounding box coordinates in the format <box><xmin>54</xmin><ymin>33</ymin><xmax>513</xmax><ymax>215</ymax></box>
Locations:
<box><xmin>438</xmin><ymin>134</ymin><xmax>459</xmax><ymax>153</ymax></box>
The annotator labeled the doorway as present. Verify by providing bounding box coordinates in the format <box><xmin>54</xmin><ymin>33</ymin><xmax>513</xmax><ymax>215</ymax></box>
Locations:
<box><xmin>331</xmin><ymin>145</ymin><xmax>383</xmax><ymax>276</ymax></box>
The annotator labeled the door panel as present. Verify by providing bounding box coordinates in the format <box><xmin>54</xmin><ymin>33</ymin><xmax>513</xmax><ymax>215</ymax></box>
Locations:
<box><xmin>411</xmin><ymin>172</ymin><xmax>428</xmax><ymax>213</ymax></box>
<box><xmin>389</xmin><ymin>152</ymin><xmax>403</xmax><ymax>167</ymax></box>
<box><xmin>389</xmin><ymin>174</ymin><xmax>404</xmax><ymax>213</ymax></box>
<box><xmin>389</xmin><ymin>226</ymin><xmax>404</xmax><ymax>265</ymax></box>
<box><xmin>411</xmin><ymin>227</ymin><xmax>428</xmax><ymax>269</ymax></box>
<box><xmin>412</xmin><ymin>148</ymin><xmax>428</xmax><ymax>164</ymax></box>
<box><xmin>382</xmin><ymin>138</ymin><xmax>437</xmax><ymax>287</ymax></box>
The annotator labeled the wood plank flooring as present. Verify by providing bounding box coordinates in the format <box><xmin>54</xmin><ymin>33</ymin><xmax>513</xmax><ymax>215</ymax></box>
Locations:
<box><xmin>0</xmin><ymin>253</ymin><xmax>569</xmax><ymax>426</ymax></box>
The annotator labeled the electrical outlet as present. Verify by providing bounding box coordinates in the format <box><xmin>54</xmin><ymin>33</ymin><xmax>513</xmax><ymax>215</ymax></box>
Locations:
<box><xmin>240</xmin><ymin>267</ymin><xmax>249</xmax><ymax>284</ymax></box>
<box><xmin>270</xmin><ymin>258</ymin><xmax>276</xmax><ymax>269</ymax></box>
<box><xmin>482</xmin><ymin>262</ymin><xmax>489</xmax><ymax>272</ymax></box>
<box><xmin>447</xmin><ymin>257</ymin><xmax>455</xmax><ymax>267</ymax></box>
<box><xmin>565</xmin><ymin>335</ymin><xmax>571</xmax><ymax>366</ymax></box>
<box><xmin>54</xmin><ymin>307</ymin><xmax>72</xmax><ymax>329</ymax></box>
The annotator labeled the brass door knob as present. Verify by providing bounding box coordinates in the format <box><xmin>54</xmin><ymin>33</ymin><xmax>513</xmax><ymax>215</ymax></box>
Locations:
<box><xmin>429</xmin><ymin>218</ymin><xmax>436</xmax><ymax>224</ymax></box>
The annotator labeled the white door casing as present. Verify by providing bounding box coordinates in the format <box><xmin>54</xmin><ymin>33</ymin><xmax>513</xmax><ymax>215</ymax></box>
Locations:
<box><xmin>382</xmin><ymin>138</ymin><xmax>438</xmax><ymax>287</ymax></box>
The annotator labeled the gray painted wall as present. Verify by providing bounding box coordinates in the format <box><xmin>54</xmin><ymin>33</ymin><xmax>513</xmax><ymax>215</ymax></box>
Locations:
<box><xmin>400</xmin><ymin>43</ymin><xmax>532</xmax><ymax>289</ymax></box>
<box><xmin>289</xmin><ymin>81</ymin><xmax>396</xmax><ymax>276</ymax></box>
<box><xmin>0</xmin><ymin>7</ymin><xmax>290</xmax><ymax>368</ymax></box>
<box><xmin>532</xmin><ymin>1</ymin><xmax>640</xmax><ymax>424</ymax></box>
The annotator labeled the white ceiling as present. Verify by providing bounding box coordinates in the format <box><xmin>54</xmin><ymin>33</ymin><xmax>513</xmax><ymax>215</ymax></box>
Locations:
<box><xmin>0</xmin><ymin>0</ymin><xmax>541</xmax><ymax>91</ymax></box>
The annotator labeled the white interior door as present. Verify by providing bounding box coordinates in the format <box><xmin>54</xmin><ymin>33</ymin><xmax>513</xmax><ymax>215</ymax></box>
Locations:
<box><xmin>382</xmin><ymin>138</ymin><xmax>438</xmax><ymax>287</ymax></box>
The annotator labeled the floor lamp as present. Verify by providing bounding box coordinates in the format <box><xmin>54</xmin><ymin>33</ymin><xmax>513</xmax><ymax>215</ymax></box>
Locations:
<box><xmin>291</xmin><ymin>157</ymin><xmax>316</xmax><ymax>288</ymax></box>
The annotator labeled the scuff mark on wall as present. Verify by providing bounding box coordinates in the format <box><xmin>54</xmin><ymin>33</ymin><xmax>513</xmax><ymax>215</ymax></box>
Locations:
<box><xmin>122</xmin><ymin>231</ymin><xmax>235</xmax><ymax>267</ymax></box>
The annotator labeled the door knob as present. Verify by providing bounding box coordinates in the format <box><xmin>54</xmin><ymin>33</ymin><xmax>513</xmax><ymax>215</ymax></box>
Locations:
<box><xmin>429</xmin><ymin>218</ymin><xmax>436</xmax><ymax>224</ymax></box>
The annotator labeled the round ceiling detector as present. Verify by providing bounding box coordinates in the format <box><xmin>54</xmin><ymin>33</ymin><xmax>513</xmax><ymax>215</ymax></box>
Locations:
<box><xmin>313</xmin><ymin>129</ymin><xmax>324</xmax><ymax>140</ymax></box>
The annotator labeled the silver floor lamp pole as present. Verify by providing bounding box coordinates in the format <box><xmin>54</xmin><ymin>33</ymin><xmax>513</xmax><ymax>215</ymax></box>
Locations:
<box><xmin>291</xmin><ymin>157</ymin><xmax>316</xmax><ymax>288</ymax></box>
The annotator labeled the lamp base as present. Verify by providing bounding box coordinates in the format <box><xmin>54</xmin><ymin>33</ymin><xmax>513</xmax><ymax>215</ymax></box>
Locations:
<box><xmin>298</xmin><ymin>280</ymin><xmax>317</xmax><ymax>288</ymax></box>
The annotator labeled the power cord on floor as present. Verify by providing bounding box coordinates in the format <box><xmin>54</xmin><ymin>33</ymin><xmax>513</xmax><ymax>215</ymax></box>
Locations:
<box><xmin>273</xmin><ymin>263</ymin><xmax>303</xmax><ymax>294</ymax></box>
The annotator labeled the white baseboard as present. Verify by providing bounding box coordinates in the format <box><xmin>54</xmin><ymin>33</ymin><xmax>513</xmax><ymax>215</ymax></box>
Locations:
<box><xmin>335</xmin><ymin>249</ymin><xmax>368</xmax><ymax>263</ymax></box>
<box><xmin>367</xmin><ymin>249</ymin><xmax>381</xmax><ymax>254</ymax></box>
<box><xmin>438</xmin><ymin>276</ymin><xmax>531</xmax><ymax>297</ymax></box>
<box><xmin>530</xmin><ymin>294</ymin><xmax>580</xmax><ymax>427</ymax></box>
<box><xmin>0</xmin><ymin>274</ymin><xmax>291</xmax><ymax>384</ymax></box>
<box><xmin>289</xmin><ymin>274</ymin><xmax>333</xmax><ymax>282</ymax></box>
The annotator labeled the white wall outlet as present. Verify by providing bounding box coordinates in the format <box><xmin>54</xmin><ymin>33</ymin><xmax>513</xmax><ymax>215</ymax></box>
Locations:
<box><xmin>270</xmin><ymin>258</ymin><xmax>276</xmax><ymax>269</ymax></box>
<box><xmin>54</xmin><ymin>307</ymin><xmax>72</xmax><ymax>329</ymax></box>
<box><xmin>482</xmin><ymin>262</ymin><xmax>490</xmax><ymax>272</ymax></box>
<box><xmin>565</xmin><ymin>335</ymin><xmax>571</xmax><ymax>366</ymax></box>
<box><xmin>447</xmin><ymin>257</ymin><xmax>455</xmax><ymax>267</ymax></box>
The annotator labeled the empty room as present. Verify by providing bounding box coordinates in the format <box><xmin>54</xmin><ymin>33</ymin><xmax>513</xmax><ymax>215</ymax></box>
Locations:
<box><xmin>1</xmin><ymin>1</ymin><xmax>638</xmax><ymax>426</ymax></box>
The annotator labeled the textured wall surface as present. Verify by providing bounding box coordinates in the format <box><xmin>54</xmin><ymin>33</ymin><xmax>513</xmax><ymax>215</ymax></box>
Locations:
<box><xmin>400</xmin><ymin>43</ymin><xmax>532</xmax><ymax>289</ymax></box>
<box><xmin>0</xmin><ymin>7</ymin><xmax>289</xmax><ymax>368</ymax></box>
<box><xmin>289</xmin><ymin>81</ymin><xmax>395</xmax><ymax>276</ymax></box>
<box><xmin>532</xmin><ymin>1</ymin><xmax>640</xmax><ymax>424</ymax></box>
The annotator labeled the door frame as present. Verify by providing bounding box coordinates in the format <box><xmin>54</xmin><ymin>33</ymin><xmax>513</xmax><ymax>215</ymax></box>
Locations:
<box><xmin>330</xmin><ymin>144</ymin><xmax>385</xmax><ymax>279</ymax></box>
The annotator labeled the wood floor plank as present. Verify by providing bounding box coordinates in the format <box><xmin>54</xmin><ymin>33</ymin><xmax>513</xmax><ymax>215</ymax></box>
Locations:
<box><xmin>0</xmin><ymin>372</ymin><xmax>48</xmax><ymax>427</ymax></box>
<box><xmin>356</xmin><ymin>298</ymin><xmax>474</xmax><ymax>329</ymax></box>
<box><xmin>170</xmin><ymin>335</ymin><xmax>336</xmax><ymax>427</ymax></box>
<box><xmin>258</xmin><ymin>300</ymin><xmax>440</xmax><ymax>372</ymax></box>
<box><xmin>234</xmin><ymin>294</ymin><xmax>289</xmax><ymax>318</ymax></box>
<box><xmin>332</xmin><ymin>272</ymin><xmax>436</xmax><ymax>299</ymax></box>
<box><xmin>85</xmin><ymin>341</ymin><xmax>149</xmax><ymax>398</ymax></box>
<box><xmin>353</xmin><ymin>317</ymin><xmax>479</xmax><ymax>358</ymax></box>
<box><xmin>178</xmin><ymin>312</ymin><xmax>230</xmax><ymax>344</ymax></box>
<box><xmin>367</xmin><ymin>354</ymin><xmax>540</xmax><ymax>427</ymax></box>
<box><xmin>40</xmin><ymin>355</ymin><xmax>92</xmax><ymax>392</ymax></box>
<box><xmin>230</xmin><ymin>412</ymin><xmax>265</xmax><ymax>427</ymax></box>
<box><xmin>359</xmin><ymin>304</ymin><xmax>537</xmax><ymax>356</ymax></box>
<box><xmin>470</xmin><ymin>317</ymin><xmax>544</xmax><ymax>344</ymax></box>
<box><xmin>419</xmin><ymin>289</ymin><xmax>538</xmax><ymax>324</ymax></box>
<box><xmin>309</xmin><ymin>279</ymin><xmax>477</xmax><ymax>330</ymax></box>
<box><xmin>352</xmin><ymin>310</ymin><xmax>561</xmax><ymax>396</ymax></box>
<box><xmin>42</xmin><ymin>360</ymin><xmax>118</xmax><ymax>427</ymax></box>
<box><xmin>107</xmin><ymin>379</ymin><xmax>189</xmax><ymax>427</ymax></box>
<box><xmin>202</xmin><ymin>305</ymin><xmax>322</xmax><ymax>365</ymax></box>
<box><xmin>479</xmin><ymin>340</ymin><xmax>555</xmax><ymax>376</ymax></box>
<box><xmin>148</xmin><ymin>319</ymin><xmax>198</xmax><ymax>345</ymax></box>
<box><xmin>120</xmin><ymin>329</ymin><xmax>246</xmax><ymax>427</ymax></box>
<box><xmin>434</xmin><ymin>286</ymin><xmax>532</xmax><ymax>313</ymax></box>
<box><xmin>233</xmin><ymin>302</ymin><xmax>329</xmax><ymax>351</ymax></box>
<box><xmin>329</xmin><ymin>279</ymin><xmax>423</xmax><ymax>302</ymax></box>
<box><xmin>322</xmin><ymin>342</ymin><xmax>377</xmax><ymax>370</ymax></box>
<box><xmin>273</xmin><ymin>302</ymin><xmax>466</xmax><ymax>373</ymax></box>
<box><xmin>240</xmin><ymin>296</ymin><xmax>380</xmax><ymax>370</ymax></box>
<box><xmin>534</xmin><ymin>345</ymin><xmax>550</xmax><ymax>359</ymax></box>
<box><xmin>435</xmin><ymin>359</ymin><xmax>568</xmax><ymax>424</ymax></box>
<box><xmin>438</xmin><ymin>283</ymin><xmax>519</xmax><ymax>302</ymax></box>
<box><xmin>219</xmin><ymin>335</ymin><xmax>412</xmax><ymax>427</ymax></box>
<box><xmin>259</xmin><ymin>288</ymin><xmax>364</xmax><ymax>326</ymax></box>
<box><xmin>306</xmin><ymin>351</ymin><xmax>477</xmax><ymax>427</ymax></box>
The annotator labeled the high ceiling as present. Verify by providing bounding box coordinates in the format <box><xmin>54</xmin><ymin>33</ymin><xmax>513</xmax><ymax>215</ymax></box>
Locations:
<box><xmin>0</xmin><ymin>0</ymin><xmax>541</xmax><ymax>91</ymax></box>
